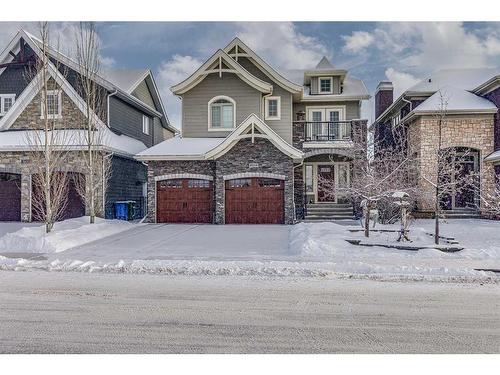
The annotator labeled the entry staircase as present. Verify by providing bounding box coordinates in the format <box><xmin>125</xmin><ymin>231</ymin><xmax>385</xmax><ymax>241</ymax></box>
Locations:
<box><xmin>440</xmin><ymin>208</ymin><xmax>482</xmax><ymax>219</ymax></box>
<box><xmin>303</xmin><ymin>202</ymin><xmax>356</xmax><ymax>222</ymax></box>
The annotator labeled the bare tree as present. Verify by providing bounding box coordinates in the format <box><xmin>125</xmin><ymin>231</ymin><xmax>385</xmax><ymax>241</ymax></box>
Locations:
<box><xmin>73</xmin><ymin>22</ymin><xmax>111</xmax><ymax>224</ymax></box>
<box><xmin>420</xmin><ymin>91</ymin><xmax>476</xmax><ymax>244</ymax></box>
<box><xmin>475</xmin><ymin>172</ymin><xmax>500</xmax><ymax>218</ymax></box>
<box><xmin>318</xmin><ymin>122</ymin><xmax>419</xmax><ymax>238</ymax></box>
<box><xmin>25</xmin><ymin>22</ymin><xmax>73</xmax><ymax>233</ymax></box>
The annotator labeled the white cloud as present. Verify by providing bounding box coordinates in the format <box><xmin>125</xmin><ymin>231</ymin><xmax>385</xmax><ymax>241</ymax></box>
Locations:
<box><xmin>157</xmin><ymin>54</ymin><xmax>203</xmax><ymax>130</ymax></box>
<box><xmin>236</xmin><ymin>22</ymin><xmax>328</xmax><ymax>69</ymax></box>
<box><xmin>384</xmin><ymin>68</ymin><xmax>420</xmax><ymax>98</ymax></box>
<box><xmin>342</xmin><ymin>31</ymin><xmax>375</xmax><ymax>53</ymax></box>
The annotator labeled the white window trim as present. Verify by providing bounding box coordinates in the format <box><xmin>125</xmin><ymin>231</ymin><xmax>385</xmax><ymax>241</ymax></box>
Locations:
<box><xmin>142</xmin><ymin>115</ymin><xmax>151</xmax><ymax>135</ymax></box>
<box><xmin>318</xmin><ymin>77</ymin><xmax>333</xmax><ymax>94</ymax></box>
<box><xmin>208</xmin><ymin>95</ymin><xmax>236</xmax><ymax>131</ymax></box>
<box><xmin>0</xmin><ymin>94</ymin><xmax>16</xmax><ymax>115</ymax></box>
<box><xmin>40</xmin><ymin>90</ymin><xmax>62</xmax><ymax>119</ymax></box>
<box><xmin>264</xmin><ymin>96</ymin><xmax>281</xmax><ymax>121</ymax></box>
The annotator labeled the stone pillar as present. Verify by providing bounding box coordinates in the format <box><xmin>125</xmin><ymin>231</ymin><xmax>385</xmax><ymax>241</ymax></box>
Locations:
<box><xmin>214</xmin><ymin>173</ymin><xmax>225</xmax><ymax>225</ymax></box>
<box><xmin>20</xmin><ymin>173</ymin><xmax>31</xmax><ymax>222</ymax></box>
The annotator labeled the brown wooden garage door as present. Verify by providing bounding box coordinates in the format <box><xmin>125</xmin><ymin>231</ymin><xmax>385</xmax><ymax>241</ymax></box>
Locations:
<box><xmin>0</xmin><ymin>173</ymin><xmax>21</xmax><ymax>221</ymax></box>
<box><xmin>225</xmin><ymin>178</ymin><xmax>284</xmax><ymax>224</ymax></box>
<box><xmin>157</xmin><ymin>179</ymin><xmax>213</xmax><ymax>223</ymax></box>
<box><xmin>31</xmin><ymin>172</ymin><xmax>85</xmax><ymax>221</ymax></box>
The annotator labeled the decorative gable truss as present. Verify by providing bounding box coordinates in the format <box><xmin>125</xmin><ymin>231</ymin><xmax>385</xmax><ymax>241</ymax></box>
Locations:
<box><xmin>170</xmin><ymin>49</ymin><xmax>273</xmax><ymax>95</ymax></box>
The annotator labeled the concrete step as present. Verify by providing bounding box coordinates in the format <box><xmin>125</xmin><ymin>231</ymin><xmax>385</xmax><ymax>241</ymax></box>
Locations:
<box><xmin>307</xmin><ymin>203</ymin><xmax>352</xmax><ymax>209</ymax></box>
<box><xmin>306</xmin><ymin>208</ymin><xmax>354</xmax><ymax>214</ymax></box>
<box><xmin>303</xmin><ymin>217</ymin><xmax>357</xmax><ymax>223</ymax></box>
<box><xmin>441</xmin><ymin>209</ymin><xmax>481</xmax><ymax>219</ymax></box>
<box><xmin>304</xmin><ymin>214</ymin><xmax>356</xmax><ymax>221</ymax></box>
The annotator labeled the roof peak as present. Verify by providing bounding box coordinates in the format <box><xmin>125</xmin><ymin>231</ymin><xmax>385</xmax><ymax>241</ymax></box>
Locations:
<box><xmin>315</xmin><ymin>56</ymin><xmax>334</xmax><ymax>70</ymax></box>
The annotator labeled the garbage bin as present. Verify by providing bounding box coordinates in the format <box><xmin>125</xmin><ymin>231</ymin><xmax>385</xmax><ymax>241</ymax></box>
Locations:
<box><xmin>114</xmin><ymin>201</ymin><xmax>135</xmax><ymax>221</ymax></box>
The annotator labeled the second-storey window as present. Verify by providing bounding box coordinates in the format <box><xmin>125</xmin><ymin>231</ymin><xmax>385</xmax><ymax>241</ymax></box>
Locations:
<box><xmin>319</xmin><ymin>77</ymin><xmax>332</xmax><ymax>94</ymax></box>
<box><xmin>209</xmin><ymin>96</ymin><xmax>235</xmax><ymax>130</ymax></box>
<box><xmin>41</xmin><ymin>90</ymin><xmax>62</xmax><ymax>119</ymax></box>
<box><xmin>265</xmin><ymin>96</ymin><xmax>281</xmax><ymax>120</ymax></box>
<box><xmin>142</xmin><ymin>115</ymin><xmax>151</xmax><ymax>135</ymax></box>
<box><xmin>0</xmin><ymin>94</ymin><xmax>15</xmax><ymax>115</ymax></box>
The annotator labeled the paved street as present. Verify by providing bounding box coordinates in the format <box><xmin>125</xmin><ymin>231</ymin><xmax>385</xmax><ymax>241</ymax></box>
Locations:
<box><xmin>0</xmin><ymin>271</ymin><xmax>498</xmax><ymax>353</ymax></box>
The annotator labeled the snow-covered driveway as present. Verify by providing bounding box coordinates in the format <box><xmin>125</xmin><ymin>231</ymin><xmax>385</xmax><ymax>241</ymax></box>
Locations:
<box><xmin>55</xmin><ymin>224</ymin><xmax>292</xmax><ymax>262</ymax></box>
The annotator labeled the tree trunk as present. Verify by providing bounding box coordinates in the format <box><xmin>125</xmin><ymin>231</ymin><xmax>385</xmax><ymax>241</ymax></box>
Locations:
<box><xmin>434</xmin><ymin>187</ymin><xmax>440</xmax><ymax>245</ymax></box>
<box><xmin>364</xmin><ymin>205</ymin><xmax>370</xmax><ymax>238</ymax></box>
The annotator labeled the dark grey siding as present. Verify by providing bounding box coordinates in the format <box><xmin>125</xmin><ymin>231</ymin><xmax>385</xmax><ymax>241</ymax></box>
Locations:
<box><xmin>105</xmin><ymin>155</ymin><xmax>148</xmax><ymax>219</ymax></box>
<box><xmin>0</xmin><ymin>65</ymin><xmax>30</xmax><ymax>97</ymax></box>
<box><xmin>109</xmin><ymin>96</ymin><xmax>154</xmax><ymax>147</ymax></box>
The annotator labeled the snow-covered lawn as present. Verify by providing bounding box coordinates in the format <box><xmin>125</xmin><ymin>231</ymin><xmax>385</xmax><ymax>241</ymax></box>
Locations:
<box><xmin>0</xmin><ymin>218</ymin><xmax>499</xmax><ymax>282</ymax></box>
<box><xmin>0</xmin><ymin>217</ymin><xmax>135</xmax><ymax>254</ymax></box>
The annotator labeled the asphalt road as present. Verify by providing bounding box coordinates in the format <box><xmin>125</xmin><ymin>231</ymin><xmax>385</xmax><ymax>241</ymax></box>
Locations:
<box><xmin>0</xmin><ymin>271</ymin><xmax>498</xmax><ymax>353</ymax></box>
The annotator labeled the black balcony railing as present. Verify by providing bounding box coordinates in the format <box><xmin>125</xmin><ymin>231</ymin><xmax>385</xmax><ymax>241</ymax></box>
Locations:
<box><xmin>296</xmin><ymin>121</ymin><xmax>353</xmax><ymax>142</ymax></box>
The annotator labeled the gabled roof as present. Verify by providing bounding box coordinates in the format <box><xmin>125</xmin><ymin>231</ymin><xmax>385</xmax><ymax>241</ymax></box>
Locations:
<box><xmin>223</xmin><ymin>37</ymin><xmax>303</xmax><ymax>93</ymax></box>
<box><xmin>136</xmin><ymin>114</ymin><xmax>303</xmax><ymax>161</ymax></box>
<box><xmin>0</xmin><ymin>51</ymin><xmax>106</xmax><ymax>132</ymax></box>
<box><xmin>171</xmin><ymin>49</ymin><xmax>273</xmax><ymax>95</ymax></box>
<box><xmin>315</xmin><ymin>56</ymin><xmax>335</xmax><ymax>70</ymax></box>
<box><xmin>101</xmin><ymin>68</ymin><xmax>150</xmax><ymax>93</ymax></box>
<box><xmin>412</xmin><ymin>86</ymin><xmax>497</xmax><ymax>114</ymax></box>
<box><xmin>375</xmin><ymin>67</ymin><xmax>500</xmax><ymax>125</ymax></box>
<box><xmin>19</xmin><ymin>30</ymin><xmax>164</xmax><ymax>119</ymax></box>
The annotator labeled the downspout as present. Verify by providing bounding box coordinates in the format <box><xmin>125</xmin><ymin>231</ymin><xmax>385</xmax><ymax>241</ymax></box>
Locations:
<box><xmin>402</xmin><ymin>95</ymin><xmax>412</xmax><ymax>112</ymax></box>
<box><xmin>107</xmin><ymin>89</ymin><xmax>118</xmax><ymax>127</ymax></box>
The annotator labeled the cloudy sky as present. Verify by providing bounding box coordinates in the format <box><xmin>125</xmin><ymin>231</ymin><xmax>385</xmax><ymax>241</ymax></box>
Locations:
<box><xmin>1</xmin><ymin>22</ymin><xmax>500</xmax><ymax>128</ymax></box>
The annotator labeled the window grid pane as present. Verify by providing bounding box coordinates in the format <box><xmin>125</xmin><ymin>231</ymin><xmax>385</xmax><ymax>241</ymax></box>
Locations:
<box><xmin>268</xmin><ymin>99</ymin><xmax>278</xmax><ymax>117</ymax></box>
<box><xmin>320</xmin><ymin>79</ymin><xmax>331</xmax><ymax>93</ymax></box>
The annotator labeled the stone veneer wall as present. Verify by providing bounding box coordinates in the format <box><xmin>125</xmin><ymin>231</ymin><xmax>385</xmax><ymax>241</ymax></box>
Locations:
<box><xmin>214</xmin><ymin>138</ymin><xmax>295</xmax><ymax>224</ymax></box>
<box><xmin>408</xmin><ymin>114</ymin><xmax>495</xmax><ymax>214</ymax></box>
<box><xmin>0</xmin><ymin>151</ymin><xmax>105</xmax><ymax>221</ymax></box>
<box><xmin>145</xmin><ymin>138</ymin><xmax>295</xmax><ymax>224</ymax></box>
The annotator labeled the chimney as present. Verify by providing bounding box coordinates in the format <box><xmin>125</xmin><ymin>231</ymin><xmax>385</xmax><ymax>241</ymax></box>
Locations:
<box><xmin>375</xmin><ymin>81</ymin><xmax>393</xmax><ymax>119</ymax></box>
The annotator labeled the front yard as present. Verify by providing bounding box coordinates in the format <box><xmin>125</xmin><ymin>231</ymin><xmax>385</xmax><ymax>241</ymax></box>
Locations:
<box><xmin>0</xmin><ymin>217</ymin><xmax>499</xmax><ymax>282</ymax></box>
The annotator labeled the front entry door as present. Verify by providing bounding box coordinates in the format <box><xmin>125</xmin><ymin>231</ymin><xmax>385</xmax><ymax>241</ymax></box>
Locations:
<box><xmin>317</xmin><ymin>165</ymin><xmax>335</xmax><ymax>202</ymax></box>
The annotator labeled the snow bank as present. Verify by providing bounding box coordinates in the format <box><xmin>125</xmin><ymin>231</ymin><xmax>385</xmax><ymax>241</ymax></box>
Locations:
<box><xmin>0</xmin><ymin>217</ymin><xmax>134</xmax><ymax>253</ymax></box>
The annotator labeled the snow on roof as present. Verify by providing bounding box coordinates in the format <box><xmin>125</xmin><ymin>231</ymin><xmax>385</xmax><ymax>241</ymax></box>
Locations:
<box><xmin>101</xmin><ymin>68</ymin><xmax>149</xmax><ymax>93</ymax></box>
<box><xmin>136</xmin><ymin>136</ymin><xmax>224</xmax><ymax>158</ymax></box>
<box><xmin>413</xmin><ymin>86</ymin><xmax>497</xmax><ymax>113</ymax></box>
<box><xmin>408</xmin><ymin>68</ymin><xmax>500</xmax><ymax>93</ymax></box>
<box><xmin>0</xmin><ymin>129</ymin><xmax>147</xmax><ymax>156</ymax></box>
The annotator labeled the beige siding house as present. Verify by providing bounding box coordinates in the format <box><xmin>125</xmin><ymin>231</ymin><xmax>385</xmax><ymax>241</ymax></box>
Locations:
<box><xmin>136</xmin><ymin>38</ymin><xmax>370</xmax><ymax>225</ymax></box>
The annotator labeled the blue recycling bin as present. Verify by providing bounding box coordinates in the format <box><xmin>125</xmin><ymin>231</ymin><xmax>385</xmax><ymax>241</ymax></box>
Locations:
<box><xmin>114</xmin><ymin>201</ymin><xmax>135</xmax><ymax>221</ymax></box>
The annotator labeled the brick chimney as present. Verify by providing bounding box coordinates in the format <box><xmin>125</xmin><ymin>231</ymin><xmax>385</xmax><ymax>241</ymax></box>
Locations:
<box><xmin>375</xmin><ymin>81</ymin><xmax>393</xmax><ymax>119</ymax></box>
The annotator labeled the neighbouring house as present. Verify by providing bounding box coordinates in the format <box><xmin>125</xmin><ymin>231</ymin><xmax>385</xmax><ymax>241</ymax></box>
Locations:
<box><xmin>372</xmin><ymin>68</ymin><xmax>500</xmax><ymax>218</ymax></box>
<box><xmin>0</xmin><ymin>30</ymin><xmax>176</xmax><ymax>222</ymax></box>
<box><xmin>136</xmin><ymin>38</ymin><xmax>370</xmax><ymax>224</ymax></box>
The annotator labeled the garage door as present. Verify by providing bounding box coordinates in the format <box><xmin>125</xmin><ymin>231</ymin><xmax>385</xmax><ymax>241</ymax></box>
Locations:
<box><xmin>31</xmin><ymin>172</ymin><xmax>85</xmax><ymax>221</ymax></box>
<box><xmin>0</xmin><ymin>173</ymin><xmax>21</xmax><ymax>221</ymax></box>
<box><xmin>157</xmin><ymin>178</ymin><xmax>213</xmax><ymax>223</ymax></box>
<box><xmin>225</xmin><ymin>178</ymin><xmax>284</xmax><ymax>224</ymax></box>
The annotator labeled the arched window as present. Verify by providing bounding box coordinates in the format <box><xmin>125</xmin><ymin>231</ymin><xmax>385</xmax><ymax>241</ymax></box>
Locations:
<box><xmin>208</xmin><ymin>96</ymin><xmax>235</xmax><ymax>130</ymax></box>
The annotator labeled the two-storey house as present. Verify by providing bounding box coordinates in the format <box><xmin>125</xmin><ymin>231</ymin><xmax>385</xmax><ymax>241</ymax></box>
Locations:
<box><xmin>0</xmin><ymin>30</ymin><xmax>176</xmax><ymax>222</ymax></box>
<box><xmin>136</xmin><ymin>38</ymin><xmax>370</xmax><ymax>224</ymax></box>
<box><xmin>372</xmin><ymin>68</ymin><xmax>500</xmax><ymax>218</ymax></box>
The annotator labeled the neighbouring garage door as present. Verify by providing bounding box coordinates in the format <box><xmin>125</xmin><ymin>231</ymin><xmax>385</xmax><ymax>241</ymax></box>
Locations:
<box><xmin>156</xmin><ymin>178</ymin><xmax>213</xmax><ymax>223</ymax></box>
<box><xmin>31</xmin><ymin>172</ymin><xmax>86</xmax><ymax>221</ymax></box>
<box><xmin>0</xmin><ymin>173</ymin><xmax>21</xmax><ymax>221</ymax></box>
<box><xmin>225</xmin><ymin>178</ymin><xmax>284</xmax><ymax>224</ymax></box>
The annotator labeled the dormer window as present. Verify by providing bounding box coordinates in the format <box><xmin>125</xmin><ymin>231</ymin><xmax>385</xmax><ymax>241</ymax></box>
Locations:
<box><xmin>319</xmin><ymin>77</ymin><xmax>333</xmax><ymax>94</ymax></box>
<box><xmin>208</xmin><ymin>95</ymin><xmax>235</xmax><ymax>131</ymax></box>
<box><xmin>0</xmin><ymin>94</ymin><xmax>15</xmax><ymax>115</ymax></box>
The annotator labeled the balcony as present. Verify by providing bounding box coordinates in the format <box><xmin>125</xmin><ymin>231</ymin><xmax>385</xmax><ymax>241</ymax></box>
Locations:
<box><xmin>293</xmin><ymin>121</ymin><xmax>354</xmax><ymax>150</ymax></box>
